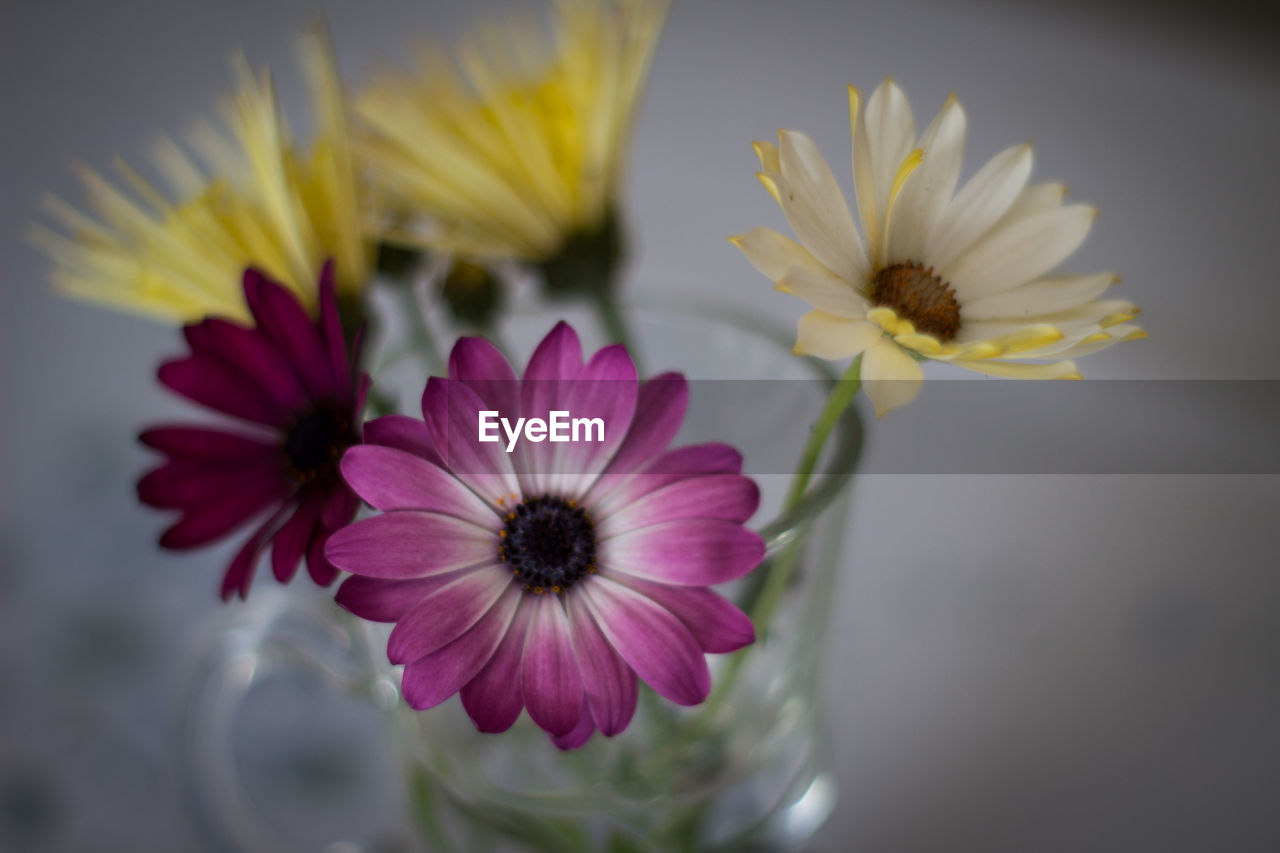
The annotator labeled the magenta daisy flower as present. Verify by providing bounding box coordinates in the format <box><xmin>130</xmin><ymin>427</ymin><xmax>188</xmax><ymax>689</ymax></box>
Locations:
<box><xmin>138</xmin><ymin>263</ymin><xmax>367</xmax><ymax>600</ymax></box>
<box><xmin>327</xmin><ymin>322</ymin><xmax>763</xmax><ymax>748</ymax></box>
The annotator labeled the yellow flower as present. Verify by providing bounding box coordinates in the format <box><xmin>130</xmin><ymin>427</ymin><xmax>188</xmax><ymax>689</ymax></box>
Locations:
<box><xmin>32</xmin><ymin>26</ymin><xmax>370</xmax><ymax>324</ymax></box>
<box><xmin>355</xmin><ymin>0</ymin><xmax>669</xmax><ymax>262</ymax></box>
<box><xmin>732</xmin><ymin>80</ymin><xmax>1145</xmax><ymax>417</ymax></box>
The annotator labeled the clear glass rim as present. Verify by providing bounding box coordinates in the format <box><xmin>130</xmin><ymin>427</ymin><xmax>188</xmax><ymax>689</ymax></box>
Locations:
<box><xmin>616</xmin><ymin>299</ymin><xmax>865</xmax><ymax>552</ymax></box>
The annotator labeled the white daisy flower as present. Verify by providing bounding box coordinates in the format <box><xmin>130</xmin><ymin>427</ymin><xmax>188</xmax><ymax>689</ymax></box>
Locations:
<box><xmin>732</xmin><ymin>79</ymin><xmax>1145</xmax><ymax>417</ymax></box>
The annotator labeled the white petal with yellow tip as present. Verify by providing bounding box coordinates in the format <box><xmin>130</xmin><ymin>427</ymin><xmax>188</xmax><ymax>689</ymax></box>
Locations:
<box><xmin>794</xmin><ymin>311</ymin><xmax>884</xmax><ymax>360</ymax></box>
<box><xmin>862</xmin><ymin>339</ymin><xmax>924</xmax><ymax>418</ymax></box>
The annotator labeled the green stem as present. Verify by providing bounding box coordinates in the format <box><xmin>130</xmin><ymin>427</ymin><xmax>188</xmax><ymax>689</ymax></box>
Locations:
<box><xmin>400</xmin><ymin>281</ymin><xmax>446</xmax><ymax>375</ymax></box>
<box><xmin>595</xmin><ymin>292</ymin><xmax>642</xmax><ymax>370</ymax></box>
<box><xmin>694</xmin><ymin>355</ymin><xmax>863</xmax><ymax>724</ymax></box>
<box><xmin>365</xmin><ymin>388</ymin><xmax>397</xmax><ymax>418</ymax></box>
<box><xmin>748</xmin><ymin>354</ymin><xmax>862</xmax><ymax>630</ymax></box>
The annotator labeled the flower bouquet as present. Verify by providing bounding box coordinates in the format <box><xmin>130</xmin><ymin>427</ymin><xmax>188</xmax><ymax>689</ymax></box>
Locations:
<box><xmin>33</xmin><ymin>1</ymin><xmax>1142</xmax><ymax>849</ymax></box>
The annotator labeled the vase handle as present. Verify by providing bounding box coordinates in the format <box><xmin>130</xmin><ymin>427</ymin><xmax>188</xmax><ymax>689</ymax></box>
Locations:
<box><xmin>172</xmin><ymin>588</ymin><xmax>396</xmax><ymax>852</ymax></box>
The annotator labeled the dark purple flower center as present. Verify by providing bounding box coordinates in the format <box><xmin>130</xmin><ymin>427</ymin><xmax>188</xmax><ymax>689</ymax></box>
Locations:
<box><xmin>499</xmin><ymin>496</ymin><xmax>597</xmax><ymax>595</ymax></box>
<box><xmin>282</xmin><ymin>402</ymin><xmax>357</xmax><ymax>486</ymax></box>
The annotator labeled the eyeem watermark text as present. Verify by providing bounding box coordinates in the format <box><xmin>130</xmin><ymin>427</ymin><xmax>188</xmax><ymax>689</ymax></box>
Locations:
<box><xmin>478</xmin><ymin>411</ymin><xmax>604</xmax><ymax>453</ymax></box>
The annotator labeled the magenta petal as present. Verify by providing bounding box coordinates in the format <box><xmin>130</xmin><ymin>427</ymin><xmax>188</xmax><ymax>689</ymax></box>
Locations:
<box><xmin>449</xmin><ymin>336</ymin><xmax>520</xmax><ymax>417</ymax></box>
<box><xmin>550</xmin><ymin>709</ymin><xmax>596</xmax><ymax>750</ymax></box>
<box><xmin>138</xmin><ymin>458</ymin><xmax>281</xmax><ymax>510</ymax></box>
<box><xmin>325</xmin><ymin>511</ymin><xmax>495</xmax><ymax>579</ymax></box>
<box><xmin>400</xmin><ymin>585</ymin><xmax>521</xmax><ymax>710</ymax></box>
<box><xmin>362</xmin><ymin>415</ymin><xmax>441</xmax><ymax>465</ymax></box>
<box><xmin>589</xmin><ymin>442</ymin><xmax>744</xmax><ymax>513</ymax></box>
<box><xmin>194</xmin><ymin>318</ymin><xmax>309</xmax><ymax>411</ymax></box>
<box><xmin>140</xmin><ymin>426</ymin><xmax>277</xmax><ymax>460</ymax></box>
<box><xmin>336</xmin><ymin>573</ymin><xmax>460</xmax><ymax>623</ymax></box>
<box><xmin>461</xmin><ymin>601</ymin><xmax>532</xmax><ymax>733</ymax></box>
<box><xmin>421</xmin><ymin>378</ymin><xmax>519</xmax><ymax>505</ymax></box>
<box><xmin>521</xmin><ymin>595</ymin><xmax>585</xmax><ymax>737</ymax></box>
<box><xmin>613</xmin><ymin>577</ymin><xmax>755</xmax><ymax>654</ymax></box>
<box><xmin>316</xmin><ymin>261</ymin><xmax>354</xmax><ymax>393</ymax></box>
<box><xmin>242</xmin><ymin>269</ymin><xmax>333</xmax><ymax>398</ymax></box>
<box><xmin>566</xmin><ymin>593</ymin><xmax>637</xmax><ymax>736</ymax></box>
<box><xmin>597</xmin><ymin>475</ymin><xmax>760</xmax><ymax>537</ymax></box>
<box><xmin>601</xmin><ymin>519</ymin><xmax>765</xmax><ymax>586</ymax></box>
<box><xmin>387</xmin><ymin>569</ymin><xmax>511</xmax><ymax>664</ymax></box>
<box><xmin>157</xmin><ymin>356</ymin><xmax>289</xmax><ymax>427</ymax></box>
<box><xmin>220</xmin><ymin>536</ymin><xmax>263</xmax><ymax>602</ymax></box>
<box><xmin>320</xmin><ymin>486</ymin><xmax>358</xmax><ymax>530</ymax></box>
<box><xmin>582</xmin><ymin>577</ymin><xmax>710</xmax><ymax>706</ymax></box>
<box><xmin>595</xmin><ymin>373</ymin><xmax>687</xmax><ymax>480</ymax></box>
<box><xmin>271</xmin><ymin>494</ymin><xmax>323</xmax><ymax>582</ymax></box>
<box><xmin>158</xmin><ymin>478</ymin><xmax>288</xmax><ymax>549</ymax></box>
<box><xmin>304</xmin><ymin>533</ymin><xmax>340</xmax><ymax>587</ymax></box>
<box><xmin>219</xmin><ymin>504</ymin><xmax>289</xmax><ymax>601</ymax></box>
<box><xmin>340</xmin><ymin>446</ymin><xmax>496</xmax><ymax>527</ymax></box>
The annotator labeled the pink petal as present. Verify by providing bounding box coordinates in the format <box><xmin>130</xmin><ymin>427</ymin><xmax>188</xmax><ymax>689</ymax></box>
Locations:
<box><xmin>387</xmin><ymin>568</ymin><xmax>512</xmax><ymax>664</ymax></box>
<box><xmin>325</xmin><ymin>511</ymin><xmax>496</xmax><ymax>579</ymax></box>
<box><xmin>362</xmin><ymin>415</ymin><xmax>441</xmax><ymax>466</ymax></box>
<box><xmin>521</xmin><ymin>595</ymin><xmax>585</xmax><ymax>737</ymax></box>
<box><xmin>581</xmin><ymin>577</ymin><xmax>710</xmax><ymax>706</ymax></box>
<box><xmin>340</xmin><ymin>446</ymin><xmax>496</xmax><ymax>527</ymax></box>
<box><xmin>139</xmin><ymin>425</ymin><xmax>277</xmax><ymax>460</ymax></box>
<box><xmin>550</xmin><ymin>709</ymin><xmax>596</xmax><ymax>751</ymax></box>
<box><xmin>242</xmin><ymin>269</ymin><xmax>333</xmax><ymax>398</ymax></box>
<box><xmin>595</xmin><ymin>372</ymin><xmax>687</xmax><ymax>478</ymax></box>
<box><xmin>421</xmin><ymin>378</ymin><xmax>520</xmax><ymax>505</ymax></box>
<box><xmin>336</xmin><ymin>573</ymin><xmax>461</xmax><ymax>623</ymax></box>
<box><xmin>305</xmin><ymin>529</ymin><xmax>340</xmax><ymax>587</ymax></box>
<box><xmin>642</xmin><ymin>443</ymin><xmax>744</xmax><ymax>476</ymax></box>
<box><xmin>519</xmin><ymin>322</ymin><xmax>582</xmax><ymax>493</ymax></box>
<box><xmin>460</xmin><ymin>600</ymin><xmax>532</xmax><ymax>733</ymax></box>
<box><xmin>588</xmin><ymin>442</ymin><xmax>744</xmax><ymax>512</ymax></box>
<box><xmin>613</xmin><ymin>577</ymin><xmax>755</xmax><ymax>654</ymax></box>
<box><xmin>157</xmin><ymin>356</ymin><xmax>290</xmax><ymax>428</ymax></box>
<box><xmin>566</xmin><ymin>592</ymin><xmax>637</xmax><ymax>736</ymax></box>
<box><xmin>448</xmin><ymin>336</ymin><xmax>520</xmax><ymax>417</ymax></box>
<box><xmin>601</xmin><ymin>519</ymin><xmax>765</xmax><ymax>586</ymax></box>
<box><xmin>521</xmin><ymin>321</ymin><xmax>583</xmax><ymax>385</ymax></box>
<box><xmin>552</xmin><ymin>344</ymin><xmax>638</xmax><ymax>494</ymax></box>
<box><xmin>400</xmin><ymin>585</ymin><xmax>522</xmax><ymax>710</ymax></box>
<box><xmin>271</xmin><ymin>493</ymin><xmax>324</xmax><ymax>582</ymax></box>
<box><xmin>596</xmin><ymin>474</ymin><xmax>760</xmax><ymax>537</ymax></box>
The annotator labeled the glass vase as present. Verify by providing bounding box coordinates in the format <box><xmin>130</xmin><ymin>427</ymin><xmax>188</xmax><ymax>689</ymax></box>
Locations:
<box><xmin>178</xmin><ymin>305</ymin><xmax>864</xmax><ymax>852</ymax></box>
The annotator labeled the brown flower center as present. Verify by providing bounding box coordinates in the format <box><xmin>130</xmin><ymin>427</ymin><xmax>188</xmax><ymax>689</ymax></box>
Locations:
<box><xmin>869</xmin><ymin>262</ymin><xmax>962</xmax><ymax>341</ymax></box>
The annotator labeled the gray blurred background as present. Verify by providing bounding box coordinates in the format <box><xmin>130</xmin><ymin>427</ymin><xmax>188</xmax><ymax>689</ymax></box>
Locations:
<box><xmin>3</xmin><ymin>0</ymin><xmax>1279</xmax><ymax>850</ymax></box>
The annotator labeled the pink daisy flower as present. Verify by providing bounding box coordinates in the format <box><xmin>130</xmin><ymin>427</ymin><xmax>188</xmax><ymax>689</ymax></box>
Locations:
<box><xmin>138</xmin><ymin>263</ymin><xmax>367</xmax><ymax>600</ymax></box>
<box><xmin>327</xmin><ymin>322</ymin><xmax>763</xmax><ymax>748</ymax></box>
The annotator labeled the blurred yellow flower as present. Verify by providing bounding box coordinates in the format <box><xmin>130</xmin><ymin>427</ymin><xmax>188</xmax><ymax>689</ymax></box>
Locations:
<box><xmin>733</xmin><ymin>80</ymin><xmax>1145</xmax><ymax>417</ymax></box>
<box><xmin>355</xmin><ymin>0</ymin><xmax>669</xmax><ymax>263</ymax></box>
<box><xmin>32</xmin><ymin>26</ymin><xmax>370</xmax><ymax>324</ymax></box>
